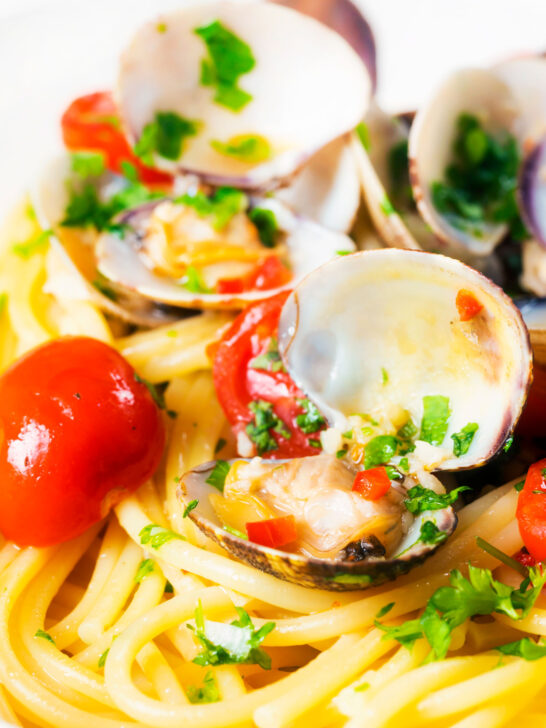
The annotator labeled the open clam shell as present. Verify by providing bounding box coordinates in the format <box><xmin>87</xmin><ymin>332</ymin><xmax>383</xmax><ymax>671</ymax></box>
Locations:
<box><xmin>520</xmin><ymin>137</ymin><xmax>546</xmax><ymax>248</ymax></box>
<box><xmin>278</xmin><ymin>249</ymin><xmax>532</xmax><ymax>471</ymax></box>
<box><xmin>96</xmin><ymin>198</ymin><xmax>355</xmax><ymax>310</ymax></box>
<box><xmin>517</xmin><ymin>297</ymin><xmax>546</xmax><ymax>368</ymax></box>
<box><xmin>181</xmin><ymin>459</ymin><xmax>457</xmax><ymax>591</ymax></box>
<box><xmin>116</xmin><ymin>1</ymin><xmax>371</xmax><ymax>189</ymax></box>
<box><xmin>34</xmin><ymin>156</ymin><xmax>177</xmax><ymax>327</ymax></box>
<box><xmin>408</xmin><ymin>69</ymin><xmax>519</xmax><ymax>257</ymax></box>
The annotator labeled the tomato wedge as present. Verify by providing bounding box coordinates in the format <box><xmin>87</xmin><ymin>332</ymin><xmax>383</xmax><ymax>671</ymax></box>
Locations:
<box><xmin>246</xmin><ymin>516</ymin><xmax>297</xmax><ymax>548</ymax></box>
<box><xmin>516</xmin><ymin>458</ymin><xmax>546</xmax><ymax>562</ymax></box>
<box><xmin>0</xmin><ymin>337</ymin><xmax>165</xmax><ymax>547</ymax></box>
<box><xmin>352</xmin><ymin>467</ymin><xmax>391</xmax><ymax>500</ymax></box>
<box><xmin>61</xmin><ymin>91</ymin><xmax>172</xmax><ymax>185</ymax></box>
<box><xmin>213</xmin><ymin>292</ymin><xmax>325</xmax><ymax>459</ymax></box>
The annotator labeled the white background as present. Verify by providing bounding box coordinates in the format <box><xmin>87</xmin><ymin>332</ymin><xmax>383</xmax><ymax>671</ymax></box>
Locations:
<box><xmin>0</xmin><ymin>0</ymin><xmax>544</xmax><ymax>218</ymax></box>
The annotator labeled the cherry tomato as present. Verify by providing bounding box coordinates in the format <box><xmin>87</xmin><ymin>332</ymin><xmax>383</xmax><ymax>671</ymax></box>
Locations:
<box><xmin>352</xmin><ymin>467</ymin><xmax>391</xmax><ymax>500</ymax></box>
<box><xmin>246</xmin><ymin>515</ymin><xmax>297</xmax><ymax>548</ymax></box>
<box><xmin>217</xmin><ymin>256</ymin><xmax>292</xmax><ymax>295</ymax></box>
<box><xmin>213</xmin><ymin>292</ymin><xmax>325</xmax><ymax>459</ymax></box>
<box><xmin>456</xmin><ymin>289</ymin><xmax>483</xmax><ymax>322</ymax></box>
<box><xmin>514</xmin><ymin>548</ymin><xmax>537</xmax><ymax>568</ymax></box>
<box><xmin>0</xmin><ymin>337</ymin><xmax>165</xmax><ymax>547</ymax></box>
<box><xmin>61</xmin><ymin>92</ymin><xmax>172</xmax><ymax>185</ymax></box>
<box><xmin>516</xmin><ymin>458</ymin><xmax>546</xmax><ymax>562</ymax></box>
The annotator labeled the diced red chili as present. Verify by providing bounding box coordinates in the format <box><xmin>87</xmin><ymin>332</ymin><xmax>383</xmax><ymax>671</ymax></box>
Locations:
<box><xmin>456</xmin><ymin>289</ymin><xmax>484</xmax><ymax>322</ymax></box>
<box><xmin>352</xmin><ymin>466</ymin><xmax>391</xmax><ymax>500</ymax></box>
<box><xmin>246</xmin><ymin>515</ymin><xmax>297</xmax><ymax>548</ymax></box>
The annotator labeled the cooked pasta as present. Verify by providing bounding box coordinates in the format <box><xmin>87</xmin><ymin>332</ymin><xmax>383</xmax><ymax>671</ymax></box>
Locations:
<box><xmin>0</xmin><ymin>199</ymin><xmax>544</xmax><ymax>728</ymax></box>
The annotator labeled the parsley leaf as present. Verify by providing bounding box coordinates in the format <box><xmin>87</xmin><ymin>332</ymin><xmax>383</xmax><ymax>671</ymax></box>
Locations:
<box><xmin>135</xmin><ymin>558</ymin><xmax>156</xmax><ymax>583</ymax></box>
<box><xmin>420</xmin><ymin>395</ymin><xmax>451</xmax><ymax>446</ymax></box>
<box><xmin>181</xmin><ymin>265</ymin><xmax>211</xmax><ymax>294</ymax></box>
<box><xmin>248</xmin><ymin>207</ymin><xmax>278</xmax><ymax>248</ymax></box>
<box><xmin>380</xmin><ymin>195</ymin><xmax>396</xmax><ymax>216</ymax></box>
<box><xmin>376</xmin><ymin>602</ymin><xmax>395</xmax><ymax>619</ymax></box>
<box><xmin>175</xmin><ymin>187</ymin><xmax>247</xmax><ymax>231</ymax></box>
<box><xmin>139</xmin><ymin>524</ymin><xmax>185</xmax><ymax>549</ymax></box>
<box><xmin>514</xmin><ymin>480</ymin><xmax>525</xmax><ymax>492</ymax></box>
<box><xmin>186</xmin><ymin>670</ymin><xmax>220</xmax><ymax>703</ymax></box>
<box><xmin>296</xmin><ymin>399</ymin><xmax>326</xmax><ymax>434</ymax></box>
<box><xmin>404</xmin><ymin>484</ymin><xmax>468</xmax><ymax>515</ymax></box>
<box><xmin>330</xmin><ymin>573</ymin><xmax>372</xmax><ymax>585</ymax></box>
<box><xmin>183</xmin><ymin>499</ymin><xmax>199</xmax><ymax>518</ymax></box>
<box><xmin>451</xmin><ymin>422</ymin><xmax>479</xmax><ymax>457</ymax></box>
<box><xmin>205</xmin><ymin>461</ymin><xmax>231</xmax><ymax>492</ymax></box>
<box><xmin>419</xmin><ymin>520</ymin><xmax>448</xmax><ymax>545</ymax></box>
<box><xmin>134</xmin><ymin>373</ymin><xmax>166</xmax><ymax>409</ymax></box>
<box><xmin>249</xmin><ymin>337</ymin><xmax>285</xmax><ymax>373</ymax></box>
<box><xmin>355</xmin><ymin>122</ymin><xmax>370</xmax><ymax>151</ymax></box>
<box><xmin>35</xmin><ymin>629</ymin><xmax>55</xmax><ymax>645</ymax></box>
<box><xmin>214</xmin><ymin>438</ymin><xmax>227</xmax><ymax>454</ymax></box>
<box><xmin>98</xmin><ymin>648</ymin><xmax>110</xmax><ymax>668</ymax></box>
<box><xmin>71</xmin><ymin>151</ymin><xmax>106</xmax><ymax>178</ymax></box>
<box><xmin>246</xmin><ymin>400</ymin><xmax>290</xmax><ymax>455</ymax></box>
<box><xmin>195</xmin><ymin>20</ymin><xmax>255</xmax><ymax>111</ymax></box>
<box><xmin>496</xmin><ymin>638</ymin><xmax>546</xmax><ymax>661</ymax></box>
<box><xmin>503</xmin><ymin>436</ymin><xmax>514</xmax><ymax>453</ymax></box>
<box><xmin>12</xmin><ymin>229</ymin><xmax>52</xmax><ymax>258</ymax></box>
<box><xmin>134</xmin><ymin>112</ymin><xmax>200</xmax><ymax>164</ymax></box>
<box><xmin>364</xmin><ymin>435</ymin><xmax>399</xmax><ymax>469</ymax></box>
<box><xmin>224</xmin><ymin>525</ymin><xmax>248</xmax><ymax>539</ymax></box>
<box><xmin>211</xmin><ymin>135</ymin><xmax>271</xmax><ymax>163</ymax></box>
<box><xmin>188</xmin><ymin>601</ymin><xmax>274</xmax><ymax>669</ymax></box>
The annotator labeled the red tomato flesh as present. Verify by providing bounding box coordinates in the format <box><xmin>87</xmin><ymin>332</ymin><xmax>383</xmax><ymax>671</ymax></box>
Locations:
<box><xmin>352</xmin><ymin>467</ymin><xmax>391</xmax><ymax>500</ymax></box>
<box><xmin>61</xmin><ymin>91</ymin><xmax>172</xmax><ymax>186</ymax></box>
<box><xmin>213</xmin><ymin>292</ymin><xmax>325</xmax><ymax>459</ymax></box>
<box><xmin>246</xmin><ymin>515</ymin><xmax>297</xmax><ymax>548</ymax></box>
<box><xmin>516</xmin><ymin>458</ymin><xmax>546</xmax><ymax>562</ymax></box>
<box><xmin>0</xmin><ymin>337</ymin><xmax>165</xmax><ymax>547</ymax></box>
<box><xmin>456</xmin><ymin>289</ymin><xmax>484</xmax><ymax>322</ymax></box>
<box><xmin>217</xmin><ymin>256</ymin><xmax>292</xmax><ymax>295</ymax></box>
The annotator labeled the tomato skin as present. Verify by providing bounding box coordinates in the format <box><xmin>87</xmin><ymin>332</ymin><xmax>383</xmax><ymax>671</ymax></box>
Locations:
<box><xmin>217</xmin><ymin>257</ymin><xmax>292</xmax><ymax>295</ymax></box>
<box><xmin>61</xmin><ymin>92</ymin><xmax>172</xmax><ymax>186</ymax></box>
<box><xmin>0</xmin><ymin>337</ymin><xmax>165</xmax><ymax>547</ymax></box>
<box><xmin>352</xmin><ymin>467</ymin><xmax>391</xmax><ymax>500</ymax></box>
<box><xmin>456</xmin><ymin>289</ymin><xmax>483</xmax><ymax>322</ymax></box>
<box><xmin>246</xmin><ymin>515</ymin><xmax>297</xmax><ymax>548</ymax></box>
<box><xmin>516</xmin><ymin>458</ymin><xmax>546</xmax><ymax>562</ymax></box>
<box><xmin>213</xmin><ymin>293</ymin><xmax>324</xmax><ymax>459</ymax></box>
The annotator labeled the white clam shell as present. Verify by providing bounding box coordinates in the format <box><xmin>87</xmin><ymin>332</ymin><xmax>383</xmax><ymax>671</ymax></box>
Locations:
<box><xmin>96</xmin><ymin>198</ymin><xmax>355</xmax><ymax>309</ymax></box>
<box><xmin>278</xmin><ymin>249</ymin><xmax>532</xmax><ymax>471</ymax></box>
<box><xmin>408</xmin><ymin>69</ymin><xmax>519</xmax><ymax>257</ymax></box>
<box><xmin>116</xmin><ymin>1</ymin><xmax>371</xmax><ymax>188</ymax></box>
<box><xmin>493</xmin><ymin>57</ymin><xmax>546</xmax><ymax>149</ymax></box>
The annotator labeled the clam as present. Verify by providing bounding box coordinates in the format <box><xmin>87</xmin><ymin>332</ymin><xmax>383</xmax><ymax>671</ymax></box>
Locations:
<box><xmin>408</xmin><ymin>69</ymin><xmax>519</xmax><ymax>258</ymax></box>
<box><xmin>517</xmin><ymin>297</ymin><xmax>546</xmax><ymax>368</ymax></box>
<box><xmin>116</xmin><ymin>1</ymin><xmax>371</xmax><ymax>188</ymax></box>
<box><xmin>519</xmin><ymin>136</ymin><xmax>546</xmax><ymax>248</ymax></box>
<box><xmin>179</xmin><ymin>249</ymin><xmax>531</xmax><ymax>589</ymax></box>
<box><xmin>95</xmin><ymin>196</ymin><xmax>355</xmax><ymax>309</ymax></box>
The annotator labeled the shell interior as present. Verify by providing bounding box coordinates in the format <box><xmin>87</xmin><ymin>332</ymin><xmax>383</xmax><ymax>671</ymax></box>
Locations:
<box><xmin>278</xmin><ymin>249</ymin><xmax>532</xmax><ymax>471</ymax></box>
<box><xmin>116</xmin><ymin>1</ymin><xmax>371</xmax><ymax>188</ymax></box>
<box><xmin>181</xmin><ymin>459</ymin><xmax>457</xmax><ymax>591</ymax></box>
<box><xmin>520</xmin><ymin>137</ymin><xmax>546</xmax><ymax>248</ymax></box>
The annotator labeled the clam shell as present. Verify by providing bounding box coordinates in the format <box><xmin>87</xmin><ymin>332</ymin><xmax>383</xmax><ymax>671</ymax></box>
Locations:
<box><xmin>116</xmin><ymin>1</ymin><xmax>371</xmax><ymax>189</ymax></box>
<box><xmin>278</xmin><ymin>249</ymin><xmax>532</xmax><ymax>471</ymax></box>
<box><xmin>408</xmin><ymin>69</ymin><xmax>519</xmax><ymax>257</ymax></box>
<box><xmin>180</xmin><ymin>460</ymin><xmax>457</xmax><ymax>591</ymax></box>
<box><xmin>517</xmin><ymin>297</ymin><xmax>546</xmax><ymax>368</ymax></box>
<box><xmin>96</xmin><ymin>198</ymin><xmax>355</xmax><ymax>309</ymax></box>
<box><xmin>519</xmin><ymin>137</ymin><xmax>546</xmax><ymax>248</ymax></box>
<box><xmin>493</xmin><ymin>57</ymin><xmax>546</xmax><ymax>149</ymax></box>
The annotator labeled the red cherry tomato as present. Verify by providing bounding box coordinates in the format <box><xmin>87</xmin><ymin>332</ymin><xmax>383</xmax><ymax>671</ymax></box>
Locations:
<box><xmin>352</xmin><ymin>467</ymin><xmax>391</xmax><ymax>500</ymax></box>
<box><xmin>0</xmin><ymin>337</ymin><xmax>165</xmax><ymax>547</ymax></box>
<box><xmin>213</xmin><ymin>292</ymin><xmax>325</xmax><ymax>459</ymax></box>
<box><xmin>246</xmin><ymin>515</ymin><xmax>297</xmax><ymax>548</ymax></box>
<box><xmin>516</xmin><ymin>458</ymin><xmax>546</xmax><ymax>562</ymax></box>
<box><xmin>61</xmin><ymin>92</ymin><xmax>172</xmax><ymax>186</ymax></box>
<box><xmin>456</xmin><ymin>289</ymin><xmax>483</xmax><ymax>322</ymax></box>
<box><xmin>217</xmin><ymin>256</ymin><xmax>292</xmax><ymax>295</ymax></box>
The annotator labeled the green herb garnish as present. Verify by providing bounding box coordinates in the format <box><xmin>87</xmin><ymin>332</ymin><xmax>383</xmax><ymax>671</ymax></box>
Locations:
<box><xmin>376</xmin><ymin>602</ymin><xmax>395</xmax><ymax>619</ymax></box>
<box><xmin>451</xmin><ymin>422</ymin><xmax>479</xmax><ymax>457</ymax></box>
<box><xmin>98</xmin><ymin>649</ymin><xmax>110</xmax><ymax>668</ymax></box>
<box><xmin>13</xmin><ymin>229</ymin><xmax>52</xmax><ymax>258</ymax></box>
<box><xmin>363</xmin><ymin>435</ymin><xmax>399</xmax><ymax>469</ymax></box>
<box><xmin>205</xmin><ymin>461</ymin><xmax>231</xmax><ymax>492</ymax></box>
<box><xmin>135</xmin><ymin>558</ymin><xmax>156</xmax><ymax>583</ymax></box>
<box><xmin>496</xmin><ymin>638</ymin><xmax>546</xmax><ymax>661</ymax></box>
<box><xmin>249</xmin><ymin>337</ymin><xmax>285</xmax><ymax>373</ymax></box>
<box><xmin>330</xmin><ymin>573</ymin><xmax>373</xmax><ymax>585</ymax></box>
<box><xmin>211</xmin><ymin>135</ymin><xmax>271</xmax><ymax>163</ymax></box>
<box><xmin>35</xmin><ymin>629</ymin><xmax>55</xmax><ymax>645</ymax></box>
<box><xmin>175</xmin><ymin>187</ymin><xmax>247</xmax><ymax>231</ymax></box>
<box><xmin>419</xmin><ymin>520</ymin><xmax>448</xmax><ymax>545</ymax></box>
<box><xmin>186</xmin><ymin>670</ymin><xmax>220</xmax><ymax>703</ymax></box>
<box><xmin>355</xmin><ymin>122</ymin><xmax>370</xmax><ymax>151</ymax></box>
<box><xmin>71</xmin><ymin>151</ymin><xmax>106</xmax><ymax>178</ymax></box>
<box><xmin>246</xmin><ymin>400</ymin><xmax>290</xmax><ymax>455</ymax></box>
<box><xmin>139</xmin><ymin>524</ymin><xmax>185</xmax><ymax>550</ymax></box>
<box><xmin>420</xmin><ymin>395</ymin><xmax>451</xmax><ymax>446</ymax></box>
<box><xmin>183</xmin><ymin>500</ymin><xmax>199</xmax><ymax>518</ymax></box>
<box><xmin>249</xmin><ymin>207</ymin><xmax>278</xmax><ymax>248</ymax></box>
<box><xmin>224</xmin><ymin>525</ymin><xmax>248</xmax><ymax>540</ymax></box>
<box><xmin>214</xmin><ymin>438</ymin><xmax>227</xmax><ymax>455</ymax></box>
<box><xmin>134</xmin><ymin>111</ymin><xmax>200</xmax><ymax>164</ymax></box>
<box><xmin>380</xmin><ymin>195</ymin><xmax>396</xmax><ymax>216</ymax></box>
<box><xmin>134</xmin><ymin>373</ymin><xmax>166</xmax><ymax>409</ymax></box>
<box><xmin>404</xmin><ymin>484</ymin><xmax>468</xmax><ymax>515</ymax></box>
<box><xmin>181</xmin><ymin>266</ymin><xmax>211</xmax><ymax>294</ymax></box>
<box><xmin>296</xmin><ymin>399</ymin><xmax>325</xmax><ymax>434</ymax></box>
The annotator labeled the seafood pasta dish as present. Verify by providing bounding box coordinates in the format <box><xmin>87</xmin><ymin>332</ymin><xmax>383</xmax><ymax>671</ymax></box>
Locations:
<box><xmin>1</xmin><ymin>2</ymin><xmax>546</xmax><ymax>727</ymax></box>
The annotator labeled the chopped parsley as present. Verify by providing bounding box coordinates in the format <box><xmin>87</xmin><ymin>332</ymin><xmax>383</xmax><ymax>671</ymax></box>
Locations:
<box><xmin>98</xmin><ymin>648</ymin><xmax>110</xmax><ymax>668</ymax></box>
<box><xmin>214</xmin><ymin>438</ymin><xmax>227</xmax><ymax>454</ymax></box>
<box><xmin>376</xmin><ymin>602</ymin><xmax>395</xmax><ymax>619</ymax></box>
<box><xmin>514</xmin><ymin>480</ymin><xmax>525</xmax><ymax>492</ymax></box>
<box><xmin>0</xmin><ymin>293</ymin><xmax>7</xmax><ymax>316</ymax></box>
<box><xmin>388</xmin><ymin>139</ymin><xmax>412</xmax><ymax>209</ymax></box>
<box><xmin>195</xmin><ymin>20</ymin><xmax>255</xmax><ymax>111</ymax></box>
<box><xmin>134</xmin><ymin>373</ymin><xmax>166</xmax><ymax>409</ymax></box>
<box><xmin>248</xmin><ymin>207</ymin><xmax>279</xmax><ymax>248</ymax></box>
<box><xmin>380</xmin><ymin>195</ymin><xmax>396</xmax><ymax>216</ymax></box>
<box><xmin>503</xmin><ymin>436</ymin><xmax>514</xmax><ymax>453</ymax></box>
<box><xmin>404</xmin><ymin>484</ymin><xmax>468</xmax><ymax>515</ymax></box>
<box><xmin>420</xmin><ymin>395</ymin><xmax>451</xmax><ymax>446</ymax></box>
<box><xmin>376</xmin><ymin>564</ymin><xmax>546</xmax><ymax>660</ymax></box>
<box><xmin>71</xmin><ymin>151</ymin><xmax>106</xmax><ymax>178</ymax></box>
<box><xmin>355</xmin><ymin>122</ymin><xmax>370</xmax><ymax>151</ymax></box>
<box><xmin>135</xmin><ymin>558</ymin><xmax>156</xmax><ymax>583</ymax></box>
<box><xmin>496</xmin><ymin>638</ymin><xmax>546</xmax><ymax>661</ymax></box>
<box><xmin>188</xmin><ymin>601</ymin><xmax>274</xmax><ymax>669</ymax></box>
<box><xmin>336</xmin><ymin>447</ymin><xmax>348</xmax><ymax>459</ymax></box>
<box><xmin>175</xmin><ymin>187</ymin><xmax>247</xmax><ymax>230</ymax></box>
<box><xmin>35</xmin><ymin>629</ymin><xmax>55</xmax><ymax>645</ymax></box>
<box><xmin>139</xmin><ymin>524</ymin><xmax>185</xmax><ymax>549</ymax></box>
<box><xmin>399</xmin><ymin>457</ymin><xmax>410</xmax><ymax>472</ymax></box>
<box><xmin>186</xmin><ymin>670</ymin><xmax>220</xmax><ymax>703</ymax></box>
<box><xmin>134</xmin><ymin>111</ymin><xmax>200</xmax><ymax>164</ymax></box>
<box><xmin>397</xmin><ymin>419</ymin><xmax>418</xmax><ymax>440</ymax></box>
<box><xmin>296</xmin><ymin>399</ymin><xmax>326</xmax><ymax>434</ymax></box>
<box><xmin>224</xmin><ymin>525</ymin><xmax>248</xmax><ymax>540</ymax></box>
<box><xmin>164</xmin><ymin>581</ymin><xmax>174</xmax><ymax>594</ymax></box>
<box><xmin>246</xmin><ymin>400</ymin><xmax>290</xmax><ymax>455</ymax></box>
<box><xmin>183</xmin><ymin>499</ymin><xmax>199</xmax><ymax>518</ymax></box>
<box><xmin>92</xmin><ymin>277</ymin><xmax>118</xmax><ymax>301</ymax></box>
<box><xmin>12</xmin><ymin>229</ymin><xmax>52</xmax><ymax>258</ymax></box>
<box><xmin>206</xmin><ymin>461</ymin><xmax>231</xmax><ymax>492</ymax></box>
<box><xmin>385</xmin><ymin>465</ymin><xmax>403</xmax><ymax>481</ymax></box>
<box><xmin>329</xmin><ymin>573</ymin><xmax>372</xmax><ymax>585</ymax></box>
<box><xmin>181</xmin><ymin>265</ymin><xmax>211</xmax><ymax>294</ymax></box>
<box><xmin>355</xmin><ymin>682</ymin><xmax>370</xmax><ymax>692</ymax></box>
<box><xmin>419</xmin><ymin>520</ymin><xmax>448</xmax><ymax>545</ymax></box>
<box><xmin>431</xmin><ymin>113</ymin><xmax>528</xmax><ymax>240</ymax></box>
<box><xmin>249</xmin><ymin>337</ymin><xmax>285</xmax><ymax>373</ymax></box>
<box><xmin>381</xmin><ymin>367</ymin><xmax>389</xmax><ymax>385</ymax></box>
<box><xmin>211</xmin><ymin>134</ymin><xmax>271</xmax><ymax>163</ymax></box>
<box><xmin>363</xmin><ymin>435</ymin><xmax>399</xmax><ymax>469</ymax></box>
<box><xmin>451</xmin><ymin>422</ymin><xmax>479</xmax><ymax>457</ymax></box>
